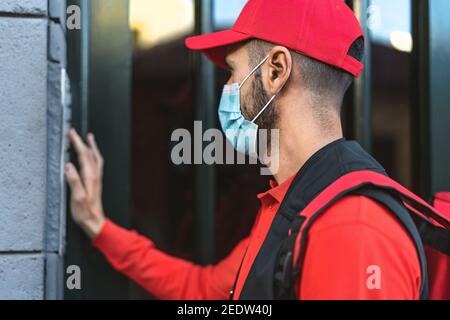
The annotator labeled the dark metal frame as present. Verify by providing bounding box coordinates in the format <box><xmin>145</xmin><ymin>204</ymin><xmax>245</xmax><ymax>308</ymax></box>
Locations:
<box><xmin>412</xmin><ymin>0</ymin><xmax>450</xmax><ymax>198</ymax></box>
<box><xmin>412</xmin><ymin>0</ymin><xmax>430</xmax><ymax>197</ymax></box>
<box><xmin>349</xmin><ymin>0</ymin><xmax>373</xmax><ymax>153</ymax></box>
<box><xmin>65</xmin><ymin>0</ymin><xmax>132</xmax><ymax>299</ymax></box>
<box><xmin>193</xmin><ymin>0</ymin><xmax>216</xmax><ymax>264</ymax></box>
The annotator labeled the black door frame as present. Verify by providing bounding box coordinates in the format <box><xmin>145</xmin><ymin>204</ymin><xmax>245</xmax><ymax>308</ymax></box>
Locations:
<box><xmin>412</xmin><ymin>0</ymin><xmax>450</xmax><ymax>199</ymax></box>
<box><xmin>65</xmin><ymin>0</ymin><xmax>132</xmax><ymax>299</ymax></box>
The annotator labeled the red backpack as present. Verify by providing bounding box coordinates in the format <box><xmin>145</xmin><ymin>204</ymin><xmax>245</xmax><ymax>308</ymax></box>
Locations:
<box><xmin>429</xmin><ymin>192</ymin><xmax>450</xmax><ymax>299</ymax></box>
<box><xmin>277</xmin><ymin>171</ymin><xmax>450</xmax><ymax>300</ymax></box>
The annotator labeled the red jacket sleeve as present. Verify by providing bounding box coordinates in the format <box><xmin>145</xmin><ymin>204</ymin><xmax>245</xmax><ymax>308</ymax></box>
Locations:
<box><xmin>92</xmin><ymin>220</ymin><xmax>248</xmax><ymax>300</ymax></box>
<box><xmin>298</xmin><ymin>195</ymin><xmax>422</xmax><ymax>300</ymax></box>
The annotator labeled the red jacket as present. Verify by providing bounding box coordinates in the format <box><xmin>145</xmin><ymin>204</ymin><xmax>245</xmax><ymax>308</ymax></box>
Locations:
<box><xmin>93</xmin><ymin>176</ymin><xmax>421</xmax><ymax>300</ymax></box>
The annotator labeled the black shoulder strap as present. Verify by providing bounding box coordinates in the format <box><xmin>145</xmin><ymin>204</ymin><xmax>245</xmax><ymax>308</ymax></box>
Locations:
<box><xmin>354</xmin><ymin>188</ymin><xmax>429</xmax><ymax>300</ymax></box>
<box><xmin>240</xmin><ymin>140</ymin><xmax>387</xmax><ymax>300</ymax></box>
<box><xmin>278</xmin><ymin>187</ymin><xmax>430</xmax><ymax>300</ymax></box>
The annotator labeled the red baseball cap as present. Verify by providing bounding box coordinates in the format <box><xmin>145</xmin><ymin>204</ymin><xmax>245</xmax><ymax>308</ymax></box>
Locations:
<box><xmin>185</xmin><ymin>0</ymin><xmax>364</xmax><ymax>77</ymax></box>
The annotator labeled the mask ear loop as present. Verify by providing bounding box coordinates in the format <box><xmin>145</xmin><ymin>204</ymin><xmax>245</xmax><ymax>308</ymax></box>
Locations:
<box><xmin>251</xmin><ymin>94</ymin><xmax>277</xmax><ymax>123</ymax></box>
<box><xmin>239</xmin><ymin>54</ymin><xmax>271</xmax><ymax>90</ymax></box>
<box><xmin>251</xmin><ymin>78</ymin><xmax>289</xmax><ymax>123</ymax></box>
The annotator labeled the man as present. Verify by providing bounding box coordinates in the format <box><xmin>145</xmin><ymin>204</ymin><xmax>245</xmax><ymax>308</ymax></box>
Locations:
<box><xmin>65</xmin><ymin>0</ymin><xmax>421</xmax><ymax>300</ymax></box>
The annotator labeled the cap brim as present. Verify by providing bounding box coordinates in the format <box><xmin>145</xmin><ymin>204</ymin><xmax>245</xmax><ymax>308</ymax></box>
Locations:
<box><xmin>185</xmin><ymin>29</ymin><xmax>252</xmax><ymax>69</ymax></box>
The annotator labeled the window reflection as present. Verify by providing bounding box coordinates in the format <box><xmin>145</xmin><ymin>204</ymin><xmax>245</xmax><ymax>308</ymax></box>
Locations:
<box><xmin>129</xmin><ymin>0</ymin><xmax>195</xmax><ymax>299</ymax></box>
<box><xmin>370</xmin><ymin>0</ymin><xmax>413</xmax><ymax>188</ymax></box>
<box><xmin>214</xmin><ymin>0</ymin><xmax>247</xmax><ymax>29</ymax></box>
<box><xmin>130</xmin><ymin>0</ymin><xmax>194</xmax><ymax>49</ymax></box>
<box><xmin>129</xmin><ymin>0</ymin><xmax>266</xmax><ymax>299</ymax></box>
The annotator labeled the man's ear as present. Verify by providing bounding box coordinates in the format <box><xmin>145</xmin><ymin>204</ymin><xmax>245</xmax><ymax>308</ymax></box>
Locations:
<box><xmin>264</xmin><ymin>46</ymin><xmax>293</xmax><ymax>96</ymax></box>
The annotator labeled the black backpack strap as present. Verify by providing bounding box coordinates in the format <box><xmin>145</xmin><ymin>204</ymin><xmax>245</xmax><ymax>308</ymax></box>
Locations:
<box><xmin>229</xmin><ymin>246</ymin><xmax>249</xmax><ymax>300</ymax></box>
<box><xmin>273</xmin><ymin>216</ymin><xmax>306</xmax><ymax>300</ymax></box>
<box><xmin>239</xmin><ymin>140</ymin><xmax>388</xmax><ymax>300</ymax></box>
<box><xmin>415</xmin><ymin>216</ymin><xmax>450</xmax><ymax>256</ymax></box>
<box><xmin>354</xmin><ymin>188</ymin><xmax>429</xmax><ymax>300</ymax></box>
<box><xmin>274</xmin><ymin>187</ymin><xmax>429</xmax><ymax>300</ymax></box>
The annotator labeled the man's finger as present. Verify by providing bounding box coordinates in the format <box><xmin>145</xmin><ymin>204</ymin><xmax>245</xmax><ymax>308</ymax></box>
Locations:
<box><xmin>68</xmin><ymin>129</ymin><xmax>96</xmax><ymax>173</ymax></box>
<box><xmin>64</xmin><ymin>163</ymin><xmax>86</xmax><ymax>196</ymax></box>
<box><xmin>68</xmin><ymin>129</ymin><xmax>90</xmax><ymax>158</ymax></box>
<box><xmin>87</xmin><ymin>133</ymin><xmax>103</xmax><ymax>166</ymax></box>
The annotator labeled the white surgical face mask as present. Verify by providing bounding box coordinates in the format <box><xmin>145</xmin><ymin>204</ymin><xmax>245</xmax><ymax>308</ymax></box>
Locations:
<box><xmin>218</xmin><ymin>55</ymin><xmax>280</xmax><ymax>155</ymax></box>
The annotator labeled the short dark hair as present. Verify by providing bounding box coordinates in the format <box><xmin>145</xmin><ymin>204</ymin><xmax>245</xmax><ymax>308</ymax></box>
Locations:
<box><xmin>247</xmin><ymin>37</ymin><xmax>365</xmax><ymax>109</ymax></box>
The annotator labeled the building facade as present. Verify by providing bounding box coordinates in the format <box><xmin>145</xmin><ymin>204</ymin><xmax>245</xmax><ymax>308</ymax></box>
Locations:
<box><xmin>0</xmin><ymin>0</ymin><xmax>69</xmax><ymax>299</ymax></box>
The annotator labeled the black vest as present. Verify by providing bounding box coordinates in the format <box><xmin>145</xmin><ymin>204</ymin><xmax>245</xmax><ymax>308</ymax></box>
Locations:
<box><xmin>236</xmin><ymin>139</ymin><xmax>428</xmax><ymax>300</ymax></box>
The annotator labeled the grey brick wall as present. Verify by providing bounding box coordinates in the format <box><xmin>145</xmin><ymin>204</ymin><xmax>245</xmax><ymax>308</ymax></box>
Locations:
<box><xmin>0</xmin><ymin>0</ymin><xmax>47</xmax><ymax>15</ymax></box>
<box><xmin>0</xmin><ymin>0</ymin><xmax>68</xmax><ymax>300</ymax></box>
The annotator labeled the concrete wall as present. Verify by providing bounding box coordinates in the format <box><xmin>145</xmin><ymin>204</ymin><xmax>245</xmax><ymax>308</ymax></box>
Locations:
<box><xmin>0</xmin><ymin>0</ymin><xmax>68</xmax><ymax>299</ymax></box>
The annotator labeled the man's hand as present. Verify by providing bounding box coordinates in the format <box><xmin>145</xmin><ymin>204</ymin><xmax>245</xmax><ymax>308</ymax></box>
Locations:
<box><xmin>65</xmin><ymin>129</ymin><xmax>106</xmax><ymax>239</ymax></box>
